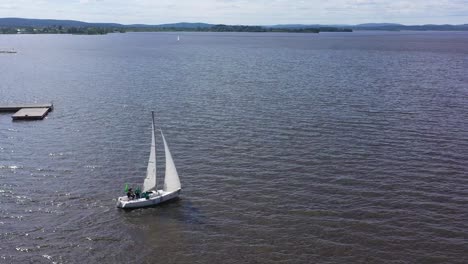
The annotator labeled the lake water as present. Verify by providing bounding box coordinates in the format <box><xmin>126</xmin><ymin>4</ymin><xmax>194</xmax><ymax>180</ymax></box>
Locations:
<box><xmin>1</xmin><ymin>31</ymin><xmax>467</xmax><ymax>263</ymax></box>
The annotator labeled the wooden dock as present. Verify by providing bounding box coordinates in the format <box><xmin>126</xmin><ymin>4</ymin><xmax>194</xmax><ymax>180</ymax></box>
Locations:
<box><xmin>0</xmin><ymin>50</ymin><xmax>17</xmax><ymax>54</ymax></box>
<box><xmin>0</xmin><ymin>103</ymin><xmax>53</xmax><ymax>120</ymax></box>
<box><xmin>0</xmin><ymin>103</ymin><xmax>54</xmax><ymax>112</ymax></box>
<box><xmin>12</xmin><ymin>108</ymin><xmax>51</xmax><ymax>120</ymax></box>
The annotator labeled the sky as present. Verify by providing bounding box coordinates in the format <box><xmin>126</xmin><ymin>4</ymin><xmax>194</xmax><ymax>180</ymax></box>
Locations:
<box><xmin>0</xmin><ymin>0</ymin><xmax>467</xmax><ymax>25</ymax></box>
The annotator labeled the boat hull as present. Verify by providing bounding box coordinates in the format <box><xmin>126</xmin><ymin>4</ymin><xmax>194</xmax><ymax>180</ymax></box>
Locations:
<box><xmin>116</xmin><ymin>189</ymin><xmax>181</xmax><ymax>209</ymax></box>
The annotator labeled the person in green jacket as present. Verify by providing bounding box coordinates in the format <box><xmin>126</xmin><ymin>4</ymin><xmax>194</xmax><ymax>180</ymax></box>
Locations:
<box><xmin>135</xmin><ymin>187</ymin><xmax>141</xmax><ymax>199</ymax></box>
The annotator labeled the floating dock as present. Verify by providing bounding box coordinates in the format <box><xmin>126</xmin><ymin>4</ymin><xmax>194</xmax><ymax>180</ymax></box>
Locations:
<box><xmin>0</xmin><ymin>103</ymin><xmax>53</xmax><ymax>120</ymax></box>
<box><xmin>0</xmin><ymin>50</ymin><xmax>17</xmax><ymax>54</ymax></box>
<box><xmin>0</xmin><ymin>103</ymin><xmax>53</xmax><ymax>112</ymax></box>
<box><xmin>12</xmin><ymin>108</ymin><xmax>51</xmax><ymax>120</ymax></box>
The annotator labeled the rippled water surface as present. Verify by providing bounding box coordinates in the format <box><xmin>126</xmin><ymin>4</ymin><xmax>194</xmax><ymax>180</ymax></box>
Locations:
<box><xmin>1</xmin><ymin>31</ymin><xmax>468</xmax><ymax>263</ymax></box>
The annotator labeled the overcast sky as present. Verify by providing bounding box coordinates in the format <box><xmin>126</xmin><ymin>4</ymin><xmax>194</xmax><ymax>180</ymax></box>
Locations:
<box><xmin>0</xmin><ymin>0</ymin><xmax>467</xmax><ymax>25</ymax></box>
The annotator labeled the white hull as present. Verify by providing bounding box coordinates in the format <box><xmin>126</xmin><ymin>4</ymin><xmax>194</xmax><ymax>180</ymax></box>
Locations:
<box><xmin>116</xmin><ymin>189</ymin><xmax>181</xmax><ymax>209</ymax></box>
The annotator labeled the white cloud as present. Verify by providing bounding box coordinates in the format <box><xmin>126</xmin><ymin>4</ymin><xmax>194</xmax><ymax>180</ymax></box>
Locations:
<box><xmin>0</xmin><ymin>0</ymin><xmax>466</xmax><ymax>24</ymax></box>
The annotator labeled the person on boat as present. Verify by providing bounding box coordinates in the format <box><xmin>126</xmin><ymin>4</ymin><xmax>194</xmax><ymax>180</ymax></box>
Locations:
<box><xmin>127</xmin><ymin>188</ymin><xmax>135</xmax><ymax>200</ymax></box>
<box><xmin>135</xmin><ymin>187</ymin><xmax>141</xmax><ymax>199</ymax></box>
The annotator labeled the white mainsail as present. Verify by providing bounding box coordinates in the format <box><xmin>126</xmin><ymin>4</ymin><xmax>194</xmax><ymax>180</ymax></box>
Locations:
<box><xmin>161</xmin><ymin>131</ymin><xmax>181</xmax><ymax>192</ymax></box>
<box><xmin>142</xmin><ymin>114</ymin><xmax>157</xmax><ymax>192</ymax></box>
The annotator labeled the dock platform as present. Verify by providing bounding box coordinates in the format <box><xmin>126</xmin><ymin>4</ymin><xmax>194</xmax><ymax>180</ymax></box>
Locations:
<box><xmin>12</xmin><ymin>108</ymin><xmax>51</xmax><ymax>120</ymax></box>
<box><xmin>0</xmin><ymin>50</ymin><xmax>17</xmax><ymax>54</ymax></box>
<box><xmin>0</xmin><ymin>103</ymin><xmax>53</xmax><ymax>120</ymax></box>
<box><xmin>0</xmin><ymin>103</ymin><xmax>54</xmax><ymax>112</ymax></box>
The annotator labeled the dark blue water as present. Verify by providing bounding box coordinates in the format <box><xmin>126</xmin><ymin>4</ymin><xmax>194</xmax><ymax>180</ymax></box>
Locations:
<box><xmin>1</xmin><ymin>31</ymin><xmax>468</xmax><ymax>263</ymax></box>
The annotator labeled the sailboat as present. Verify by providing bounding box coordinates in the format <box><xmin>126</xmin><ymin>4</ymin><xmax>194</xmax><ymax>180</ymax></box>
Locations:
<box><xmin>177</xmin><ymin>35</ymin><xmax>180</xmax><ymax>41</ymax></box>
<box><xmin>116</xmin><ymin>111</ymin><xmax>181</xmax><ymax>209</ymax></box>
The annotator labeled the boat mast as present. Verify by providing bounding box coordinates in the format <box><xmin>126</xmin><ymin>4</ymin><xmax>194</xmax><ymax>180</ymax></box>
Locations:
<box><xmin>151</xmin><ymin>111</ymin><xmax>157</xmax><ymax>177</ymax></box>
<box><xmin>142</xmin><ymin>111</ymin><xmax>158</xmax><ymax>192</ymax></box>
<box><xmin>151</xmin><ymin>111</ymin><xmax>156</xmax><ymax>137</ymax></box>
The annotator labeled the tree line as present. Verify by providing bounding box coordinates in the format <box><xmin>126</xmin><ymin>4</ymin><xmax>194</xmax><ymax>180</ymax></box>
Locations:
<box><xmin>0</xmin><ymin>26</ymin><xmax>124</xmax><ymax>35</ymax></box>
<box><xmin>0</xmin><ymin>25</ymin><xmax>352</xmax><ymax>35</ymax></box>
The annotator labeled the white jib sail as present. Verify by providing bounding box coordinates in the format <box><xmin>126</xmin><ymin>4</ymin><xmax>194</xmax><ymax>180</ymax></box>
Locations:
<box><xmin>161</xmin><ymin>131</ymin><xmax>181</xmax><ymax>192</ymax></box>
<box><xmin>143</xmin><ymin>123</ymin><xmax>157</xmax><ymax>192</ymax></box>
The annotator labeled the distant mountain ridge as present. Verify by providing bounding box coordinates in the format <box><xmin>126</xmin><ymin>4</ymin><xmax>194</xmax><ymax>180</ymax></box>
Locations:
<box><xmin>1</xmin><ymin>18</ymin><xmax>467</xmax><ymax>31</ymax></box>
<box><xmin>0</xmin><ymin>18</ymin><xmax>212</xmax><ymax>28</ymax></box>
<box><xmin>355</xmin><ymin>23</ymin><xmax>404</xmax><ymax>27</ymax></box>
<box><xmin>0</xmin><ymin>17</ymin><xmax>121</xmax><ymax>27</ymax></box>
<box><xmin>268</xmin><ymin>22</ymin><xmax>468</xmax><ymax>31</ymax></box>
<box><xmin>353</xmin><ymin>23</ymin><xmax>468</xmax><ymax>31</ymax></box>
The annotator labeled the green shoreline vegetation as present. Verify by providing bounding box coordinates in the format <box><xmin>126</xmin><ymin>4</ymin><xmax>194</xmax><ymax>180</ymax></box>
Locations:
<box><xmin>127</xmin><ymin>25</ymin><xmax>352</xmax><ymax>33</ymax></box>
<box><xmin>0</xmin><ymin>26</ymin><xmax>123</xmax><ymax>34</ymax></box>
<box><xmin>0</xmin><ymin>24</ymin><xmax>352</xmax><ymax>35</ymax></box>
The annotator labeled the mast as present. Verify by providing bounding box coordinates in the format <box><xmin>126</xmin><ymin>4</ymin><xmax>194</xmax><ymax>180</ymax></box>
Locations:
<box><xmin>151</xmin><ymin>110</ymin><xmax>157</xmax><ymax>190</ymax></box>
<box><xmin>142</xmin><ymin>111</ymin><xmax>157</xmax><ymax>192</ymax></box>
<box><xmin>152</xmin><ymin>111</ymin><xmax>156</xmax><ymax>163</ymax></box>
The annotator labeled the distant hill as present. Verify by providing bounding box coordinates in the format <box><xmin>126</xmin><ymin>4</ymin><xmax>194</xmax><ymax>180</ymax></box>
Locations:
<box><xmin>268</xmin><ymin>23</ymin><xmax>468</xmax><ymax>31</ymax></box>
<box><xmin>267</xmin><ymin>23</ymin><xmax>403</xmax><ymax>29</ymax></box>
<box><xmin>1</xmin><ymin>18</ymin><xmax>467</xmax><ymax>32</ymax></box>
<box><xmin>268</xmin><ymin>24</ymin><xmax>322</xmax><ymax>29</ymax></box>
<box><xmin>268</xmin><ymin>24</ymin><xmax>351</xmax><ymax>29</ymax></box>
<box><xmin>0</xmin><ymin>18</ymin><xmax>212</xmax><ymax>29</ymax></box>
<box><xmin>0</xmin><ymin>17</ymin><xmax>122</xmax><ymax>28</ymax></box>
<box><xmin>151</xmin><ymin>22</ymin><xmax>213</xmax><ymax>28</ymax></box>
<box><xmin>353</xmin><ymin>23</ymin><xmax>468</xmax><ymax>31</ymax></box>
<box><xmin>126</xmin><ymin>22</ymin><xmax>213</xmax><ymax>28</ymax></box>
<box><xmin>355</xmin><ymin>23</ymin><xmax>404</xmax><ymax>27</ymax></box>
